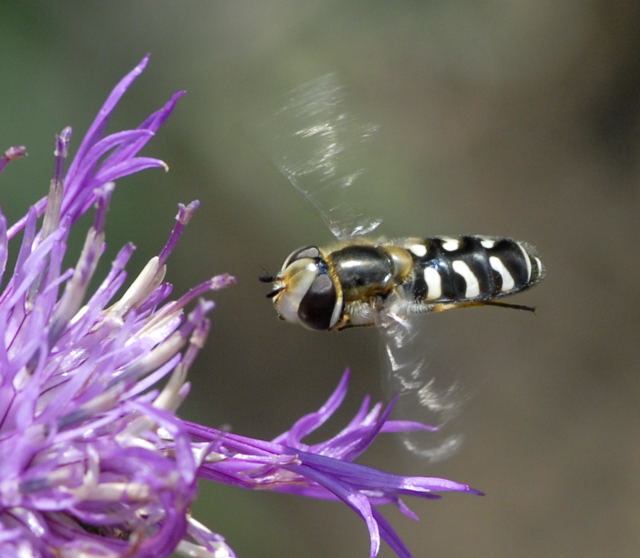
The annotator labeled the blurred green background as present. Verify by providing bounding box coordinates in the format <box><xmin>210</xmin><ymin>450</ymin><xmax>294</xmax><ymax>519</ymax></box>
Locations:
<box><xmin>1</xmin><ymin>2</ymin><xmax>638</xmax><ymax>557</ymax></box>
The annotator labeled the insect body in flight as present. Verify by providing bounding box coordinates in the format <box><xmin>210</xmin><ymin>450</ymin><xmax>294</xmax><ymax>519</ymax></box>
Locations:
<box><xmin>260</xmin><ymin>73</ymin><xmax>545</xmax><ymax>460</ymax></box>
<box><xmin>261</xmin><ymin>235</ymin><xmax>544</xmax><ymax>331</ymax></box>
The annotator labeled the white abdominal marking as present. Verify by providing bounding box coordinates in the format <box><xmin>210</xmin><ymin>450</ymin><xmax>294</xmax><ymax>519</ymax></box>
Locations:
<box><xmin>423</xmin><ymin>266</ymin><xmax>442</xmax><ymax>300</ymax></box>
<box><xmin>441</xmin><ymin>238</ymin><xmax>460</xmax><ymax>251</ymax></box>
<box><xmin>489</xmin><ymin>256</ymin><xmax>515</xmax><ymax>291</ymax></box>
<box><xmin>409</xmin><ymin>243</ymin><xmax>427</xmax><ymax>257</ymax></box>
<box><xmin>517</xmin><ymin>242</ymin><xmax>532</xmax><ymax>281</ymax></box>
<box><xmin>452</xmin><ymin>260</ymin><xmax>480</xmax><ymax>298</ymax></box>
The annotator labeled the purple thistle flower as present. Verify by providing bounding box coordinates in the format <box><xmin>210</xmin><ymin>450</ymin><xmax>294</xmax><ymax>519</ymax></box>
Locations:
<box><xmin>0</xmin><ymin>55</ymin><xmax>235</xmax><ymax>558</ymax></box>
<box><xmin>0</xmin><ymin>57</ymin><xmax>479</xmax><ymax>558</ymax></box>
<box><xmin>189</xmin><ymin>368</ymin><xmax>480</xmax><ymax>558</ymax></box>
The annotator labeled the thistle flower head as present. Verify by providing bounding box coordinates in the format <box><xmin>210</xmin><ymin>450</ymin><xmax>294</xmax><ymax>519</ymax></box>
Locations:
<box><xmin>0</xmin><ymin>56</ymin><xmax>234</xmax><ymax>558</ymax></box>
<box><xmin>0</xmin><ymin>57</ymin><xmax>479</xmax><ymax>558</ymax></box>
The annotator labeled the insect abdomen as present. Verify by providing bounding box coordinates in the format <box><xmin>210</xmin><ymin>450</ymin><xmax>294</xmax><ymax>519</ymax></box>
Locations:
<box><xmin>405</xmin><ymin>235</ymin><xmax>544</xmax><ymax>304</ymax></box>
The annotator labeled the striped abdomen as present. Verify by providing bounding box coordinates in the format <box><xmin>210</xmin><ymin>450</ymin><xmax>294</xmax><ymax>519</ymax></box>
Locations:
<box><xmin>402</xmin><ymin>235</ymin><xmax>544</xmax><ymax>305</ymax></box>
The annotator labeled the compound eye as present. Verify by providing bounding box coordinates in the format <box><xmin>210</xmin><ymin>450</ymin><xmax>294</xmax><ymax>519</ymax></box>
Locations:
<box><xmin>298</xmin><ymin>273</ymin><xmax>338</xmax><ymax>330</ymax></box>
<box><xmin>284</xmin><ymin>246</ymin><xmax>321</xmax><ymax>267</ymax></box>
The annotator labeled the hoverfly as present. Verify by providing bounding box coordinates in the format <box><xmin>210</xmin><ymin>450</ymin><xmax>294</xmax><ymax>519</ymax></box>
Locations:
<box><xmin>262</xmin><ymin>235</ymin><xmax>543</xmax><ymax>332</ymax></box>
<box><xmin>260</xmin><ymin>75</ymin><xmax>544</xmax><ymax>460</ymax></box>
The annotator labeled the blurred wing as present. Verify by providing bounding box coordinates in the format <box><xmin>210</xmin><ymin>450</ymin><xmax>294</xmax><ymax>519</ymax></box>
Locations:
<box><xmin>266</xmin><ymin>75</ymin><xmax>469</xmax><ymax>460</ymax></box>
<box><xmin>379</xmin><ymin>311</ymin><xmax>469</xmax><ymax>462</ymax></box>
<box><xmin>267</xmin><ymin>74</ymin><xmax>381</xmax><ymax>239</ymax></box>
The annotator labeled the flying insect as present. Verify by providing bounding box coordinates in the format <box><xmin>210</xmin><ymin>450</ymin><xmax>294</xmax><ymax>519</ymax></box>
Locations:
<box><xmin>260</xmin><ymin>75</ymin><xmax>544</xmax><ymax>460</ymax></box>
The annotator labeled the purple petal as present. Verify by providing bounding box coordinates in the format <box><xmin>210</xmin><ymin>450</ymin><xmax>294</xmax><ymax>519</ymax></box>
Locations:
<box><xmin>65</xmin><ymin>55</ymin><xmax>150</xmax><ymax>185</ymax></box>
<box><xmin>0</xmin><ymin>145</ymin><xmax>27</xmax><ymax>174</ymax></box>
<box><xmin>273</xmin><ymin>368</ymin><xmax>351</xmax><ymax>445</ymax></box>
